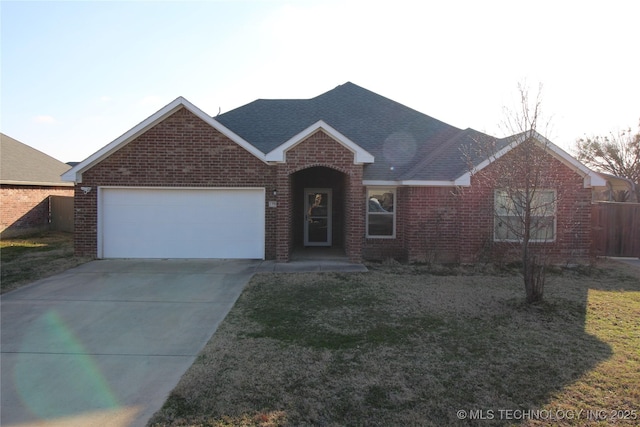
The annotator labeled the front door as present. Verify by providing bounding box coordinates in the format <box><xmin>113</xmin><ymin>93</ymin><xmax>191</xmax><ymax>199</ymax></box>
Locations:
<box><xmin>304</xmin><ymin>188</ymin><xmax>332</xmax><ymax>246</ymax></box>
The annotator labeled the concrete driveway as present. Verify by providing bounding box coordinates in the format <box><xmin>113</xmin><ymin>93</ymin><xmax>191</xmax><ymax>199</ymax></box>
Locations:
<box><xmin>609</xmin><ymin>256</ymin><xmax>640</xmax><ymax>270</ymax></box>
<box><xmin>1</xmin><ymin>259</ymin><xmax>261</xmax><ymax>427</ymax></box>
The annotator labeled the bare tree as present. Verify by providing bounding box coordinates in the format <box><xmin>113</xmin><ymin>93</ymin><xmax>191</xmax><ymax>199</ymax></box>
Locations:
<box><xmin>464</xmin><ymin>83</ymin><xmax>562</xmax><ymax>303</ymax></box>
<box><xmin>574</xmin><ymin>120</ymin><xmax>640</xmax><ymax>201</ymax></box>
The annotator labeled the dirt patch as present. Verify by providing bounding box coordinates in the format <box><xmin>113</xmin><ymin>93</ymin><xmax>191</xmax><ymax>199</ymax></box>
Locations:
<box><xmin>1</xmin><ymin>231</ymin><xmax>91</xmax><ymax>294</ymax></box>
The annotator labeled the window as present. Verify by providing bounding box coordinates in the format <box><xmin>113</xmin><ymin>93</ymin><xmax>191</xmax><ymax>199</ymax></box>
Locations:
<box><xmin>494</xmin><ymin>189</ymin><xmax>556</xmax><ymax>242</ymax></box>
<box><xmin>367</xmin><ymin>188</ymin><xmax>395</xmax><ymax>238</ymax></box>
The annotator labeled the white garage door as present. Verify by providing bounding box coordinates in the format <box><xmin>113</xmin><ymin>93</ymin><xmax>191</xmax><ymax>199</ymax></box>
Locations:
<box><xmin>100</xmin><ymin>188</ymin><xmax>265</xmax><ymax>259</ymax></box>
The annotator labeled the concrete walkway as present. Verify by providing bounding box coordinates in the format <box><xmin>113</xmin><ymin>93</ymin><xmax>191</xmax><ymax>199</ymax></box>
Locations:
<box><xmin>255</xmin><ymin>259</ymin><xmax>368</xmax><ymax>273</ymax></box>
<box><xmin>0</xmin><ymin>258</ymin><xmax>366</xmax><ymax>427</ymax></box>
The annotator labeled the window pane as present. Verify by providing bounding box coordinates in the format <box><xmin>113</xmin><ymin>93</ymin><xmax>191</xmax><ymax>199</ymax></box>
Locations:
<box><xmin>495</xmin><ymin>191</ymin><xmax>523</xmax><ymax>216</ymax></box>
<box><xmin>531</xmin><ymin>216</ymin><xmax>555</xmax><ymax>240</ymax></box>
<box><xmin>368</xmin><ymin>191</ymin><xmax>394</xmax><ymax>213</ymax></box>
<box><xmin>368</xmin><ymin>214</ymin><xmax>393</xmax><ymax>236</ymax></box>
<box><xmin>495</xmin><ymin>216</ymin><xmax>520</xmax><ymax>240</ymax></box>
<box><xmin>380</xmin><ymin>192</ymin><xmax>394</xmax><ymax>212</ymax></box>
<box><xmin>495</xmin><ymin>191</ymin><xmax>510</xmax><ymax>216</ymax></box>
<box><xmin>308</xmin><ymin>192</ymin><xmax>328</xmax><ymax>217</ymax></box>
<box><xmin>531</xmin><ymin>191</ymin><xmax>555</xmax><ymax>217</ymax></box>
<box><xmin>368</xmin><ymin>198</ymin><xmax>387</xmax><ymax>212</ymax></box>
<box><xmin>495</xmin><ymin>189</ymin><xmax>556</xmax><ymax>242</ymax></box>
<box><xmin>367</xmin><ymin>188</ymin><xmax>395</xmax><ymax>237</ymax></box>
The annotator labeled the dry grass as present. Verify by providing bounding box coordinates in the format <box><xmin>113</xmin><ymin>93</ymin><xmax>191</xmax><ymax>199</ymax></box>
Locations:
<box><xmin>149</xmin><ymin>260</ymin><xmax>640</xmax><ymax>426</ymax></box>
<box><xmin>0</xmin><ymin>231</ymin><xmax>91</xmax><ymax>294</ymax></box>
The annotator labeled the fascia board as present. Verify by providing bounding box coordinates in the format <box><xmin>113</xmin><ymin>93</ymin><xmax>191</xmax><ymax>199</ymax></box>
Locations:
<box><xmin>61</xmin><ymin>97</ymin><xmax>266</xmax><ymax>183</ymax></box>
<box><xmin>539</xmin><ymin>136</ymin><xmax>607</xmax><ymax>187</ymax></box>
<box><xmin>362</xmin><ymin>180</ymin><xmax>401</xmax><ymax>186</ymax></box>
<box><xmin>468</xmin><ymin>136</ymin><xmax>521</xmax><ymax>177</ymax></box>
<box><xmin>62</xmin><ymin>97</ymin><xmax>187</xmax><ymax>183</ymax></box>
<box><xmin>266</xmin><ymin>120</ymin><xmax>374</xmax><ymax>164</ymax></box>
<box><xmin>362</xmin><ymin>179</ymin><xmax>468</xmax><ymax>187</ymax></box>
<box><xmin>530</xmin><ymin>133</ymin><xmax>606</xmax><ymax>188</ymax></box>
<box><xmin>466</xmin><ymin>131</ymin><xmax>606</xmax><ymax>188</ymax></box>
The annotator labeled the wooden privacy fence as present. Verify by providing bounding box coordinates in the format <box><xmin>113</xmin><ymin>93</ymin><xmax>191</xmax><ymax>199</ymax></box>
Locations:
<box><xmin>50</xmin><ymin>195</ymin><xmax>74</xmax><ymax>232</ymax></box>
<box><xmin>592</xmin><ymin>202</ymin><xmax>640</xmax><ymax>257</ymax></box>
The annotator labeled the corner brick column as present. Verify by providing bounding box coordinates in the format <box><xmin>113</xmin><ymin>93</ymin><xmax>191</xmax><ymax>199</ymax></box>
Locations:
<box><xmin>275</xmin><ymin>164</ymin><xmax>291</xmax><ymax>262</ymax></box>
<box><xmin>344</xmin><ymin>166</ymin><xmax>364</xmax><ymax>263</ymax></box>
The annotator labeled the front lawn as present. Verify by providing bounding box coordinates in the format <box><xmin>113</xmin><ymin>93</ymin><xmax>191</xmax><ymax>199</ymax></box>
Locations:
<box><xmin>149</xmin><ymin>261</ymin><xmax>640</xmax><ymax>426</ymax></box>
<box><xmin>0</xmin><ymin>231</ymin><xmax>91</xmax><ymax>294</ymax></box>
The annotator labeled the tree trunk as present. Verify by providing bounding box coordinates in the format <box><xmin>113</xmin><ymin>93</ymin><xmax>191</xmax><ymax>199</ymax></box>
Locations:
<box><xmin>524</xmin><ymin>255</ymin><xmax>545</xmax><ymax>303</ymax></box>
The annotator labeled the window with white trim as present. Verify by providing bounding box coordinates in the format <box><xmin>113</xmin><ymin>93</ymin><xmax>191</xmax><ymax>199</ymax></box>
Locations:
<box><xmin>494</xmin><ymin>189</ymin><xmax>556</xmax><ymax>242</ymax></box>
<box><xmin>367</xmin><ymin>188</ymin><xmax>396</xmax><ymax>238</ymax></box>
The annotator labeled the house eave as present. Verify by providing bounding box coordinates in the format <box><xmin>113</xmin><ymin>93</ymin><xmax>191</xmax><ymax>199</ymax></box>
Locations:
<box><xmin>469</xmin><ymin>131</ymin><xmax>607</xmax><ymax>188</ymax></box>
<box><xmin>363</xmin><ymin>178</ymin><xmax>470</xmax><ymax>187</ymax></box>
<box><xmin>266</xmin><ymin>120</ymin><xmax>375</xmax><ymax>164</ymax></box>
<box><xmin>61</xmin><ymin>97</ymin><xmax>266</xmax><ymax>183</ymax></box>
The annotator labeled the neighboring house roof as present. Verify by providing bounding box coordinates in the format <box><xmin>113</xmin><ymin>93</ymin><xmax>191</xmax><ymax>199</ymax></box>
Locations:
<box><xmin>63</xmin><ymin>82</ymin><xmax>606</xmax><ymax>188</ymax></box>
<box><xmin>0</xmin><ymin>133</ymin><xmax>73</xmax><ymax>186</ymax></box>
<box><xmin>592</xmin><ymin>171</ymin><xmax>638</xmax><ymax>202</ymax></box>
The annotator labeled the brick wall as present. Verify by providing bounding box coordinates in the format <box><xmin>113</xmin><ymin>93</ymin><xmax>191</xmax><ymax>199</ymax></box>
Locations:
<box><xmin>457</xmin><ymin>143</ymin><xmax>593</xmax><ymax>264</ymax></box>
<box><xmin>363</xmin><ymin>143</ymin><xmax>593</xmax><ymax>265</ymax></box>
<box><xmin>71</xmin><ymin>107</ymin><xmax>592</xmax><ymax>265</ymax></box>
<box><xmin>0</xmin><ymin>185</ymin><xmax>73</xmax><ymax>237</ymax></box>
<box><xmin>75</xmin><ymin>107</ymin><xmax>276</xmax><ymax>258</ymax></box>
<box><xmin>404</xmin><ymin>186</ymin><xmax>460</xmax><ymax>263</ymax></box>
<box><xmin>276</xmin><ymin>130</ymin><xmax>364</xmax><ymax>262</ymax></box>
<box><xmin>363</xmin><ymin>186</ymin><xmax>406</xmax><ymax>261</ymax></box>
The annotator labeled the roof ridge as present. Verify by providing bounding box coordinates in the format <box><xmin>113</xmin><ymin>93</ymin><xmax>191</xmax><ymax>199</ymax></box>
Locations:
<box><xmin>317</xmin><ymin>82</ymin><xmax>454</xmax><ymax>128</ymax></box>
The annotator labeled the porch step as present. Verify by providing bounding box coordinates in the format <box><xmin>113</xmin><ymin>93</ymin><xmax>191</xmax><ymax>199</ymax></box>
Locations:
<box><xmin>290</xmin><ymin>247</ymin><xmax>348</xmax><ymax>261</ymax></box>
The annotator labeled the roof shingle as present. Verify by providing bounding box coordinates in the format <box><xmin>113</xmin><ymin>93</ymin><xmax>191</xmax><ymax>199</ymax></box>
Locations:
<box><xmin>1</xmin><ymin>133</ymin><xmax>71</xmax><ymax>186</ymax></box>
<box><xmin>216</xmin><ymin>82</ymin><xmax>493</xmax><ymax>181</ymax></box>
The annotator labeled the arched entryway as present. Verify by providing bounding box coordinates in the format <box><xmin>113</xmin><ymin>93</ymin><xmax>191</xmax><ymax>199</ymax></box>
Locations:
<box><xmin>291</xmin><ymin>166</ymin><xmax>347</xmax><ymax>258</ymax></box>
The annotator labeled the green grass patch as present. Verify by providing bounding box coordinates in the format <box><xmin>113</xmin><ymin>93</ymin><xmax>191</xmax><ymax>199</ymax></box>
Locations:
<box><xmin>1</xmin><ymin>238</ymin><xmax>50</xmax><ymax>261</ymax></box>
<box><xmin>1</xmin><ymin>231</ymin><xmax>90</xmax><ymax>293</ymax></box>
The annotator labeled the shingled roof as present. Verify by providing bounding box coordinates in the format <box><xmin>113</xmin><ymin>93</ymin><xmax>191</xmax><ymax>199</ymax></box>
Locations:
<box><xmin>64</xmin><ymin>83</ymin><xmax>602</xmax><ymax>187</ymax></box>
<box><xmin>1</xmin><ymin>133</ymin><xmax>72</xmax><ymax>186</ymax></box>
<box><xmin>216</xmin><ymin>82</ymin><xmax>495</xmax><ymax>182</ymax></box>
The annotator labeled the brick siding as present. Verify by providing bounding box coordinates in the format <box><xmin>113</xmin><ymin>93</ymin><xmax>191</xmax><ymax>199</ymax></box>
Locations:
<box><xmin>456</xmin><ymin>143</ymin><xmax>593</xmax><ymax>264</ymax></box>
<box><xmin>0</xmin><ymin>185</ymin><xmax>73</xmax><ymax>237</ymax></box>
<box><xmin>73</xmin><ymin>108</ymin><xmax>592</xmax><ymax>265</ymax></box>
<box><xmin>363</xmin><ymin>144</ymin><xmax>592</xmax><ymax>264</ymax></box>
<box><xmin>275</xmin><ymin>130</ymin><xmax>364</xmax><ymax>262</ymax></box>
<box><xmin>75</xmin><ymin>107</ymin><xmax>276</xmax><ymax>258</ymax></box>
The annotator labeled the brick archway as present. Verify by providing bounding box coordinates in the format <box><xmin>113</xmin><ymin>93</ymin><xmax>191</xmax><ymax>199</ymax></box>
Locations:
<box><xmin>274</xmin><ymin>130</ymin><xmax>364</xmax><ymax>262</ymax></box>
<box><xmin>290</xmin><ymin>166</ymin><xmax>346</xmax><ymax>250</ymax></box>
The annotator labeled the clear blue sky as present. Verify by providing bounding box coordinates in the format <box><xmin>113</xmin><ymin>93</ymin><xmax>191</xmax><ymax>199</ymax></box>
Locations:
<box><xmin>2</xmin><ymin>0</ymin><xmax>638</xmax><ymax>163</ymax></box>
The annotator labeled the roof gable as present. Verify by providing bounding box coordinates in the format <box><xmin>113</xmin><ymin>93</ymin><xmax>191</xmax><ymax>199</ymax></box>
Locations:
<box><xmin>216</xmin><ymin>82</ymin><xmax>462</xmax><ymax>181</ymax></box>
<box><xmin>62</xmin><ymin>97</ymin><xmax>264</xmax><ymax>183</ymax></box>
<box><xmin>1</xmin><ymin>133</ymin><xmax>72</xmax><ymax>186</ymax></box>
<box><xmin>60</xmin><ymin>83</ymin><xmax>604</xmax><ymax>188</ymax></box>
<box><xmin>458</xmin><ymin>131</ymin><xmax>606</xmax><ymax>188</ymax></box>
<box><xmin>266</xmin><ymin>120</ymin><xmax>374</xmax><ymax>164</ymax></box>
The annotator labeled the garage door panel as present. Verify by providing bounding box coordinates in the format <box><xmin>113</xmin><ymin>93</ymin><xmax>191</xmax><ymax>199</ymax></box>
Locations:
<box><xmin>100</xmin><ymin>188</ymin><xmax>264</xmax><ymax>259</ymax></box>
